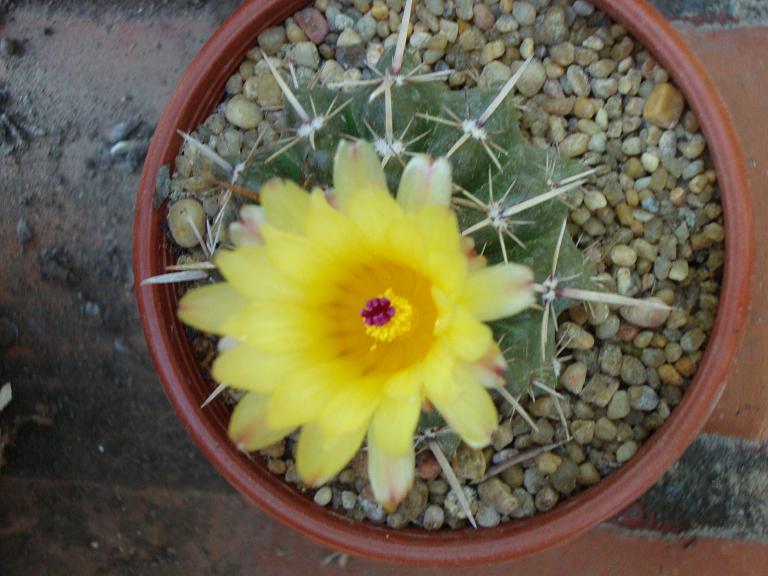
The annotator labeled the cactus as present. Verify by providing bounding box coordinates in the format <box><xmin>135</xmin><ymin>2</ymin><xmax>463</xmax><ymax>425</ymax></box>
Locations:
<box><xmin>230</xmin><ymin>44</ymin><xmax>598</xmax><ymax>409</ymax></box>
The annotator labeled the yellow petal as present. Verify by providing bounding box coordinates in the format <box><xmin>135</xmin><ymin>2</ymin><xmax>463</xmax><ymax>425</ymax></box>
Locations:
<box><xmin>396</xmin><ymin>155</ymin><xmax>452</xmax><ymax>211</ymax></box>
<box><xmin>418</xmin><ymin>204</ymin><xmax>462</xmax><ymax>255</ymax></box>
<box><xmin>344</xmin><ymin>184</ymin><xmax>403</xmax><ymax>247</ymax></box>
<box><xmin>228</xmin><ymin>392</ymin><xmax>293</xmax><ymax>451</ymax></box>
<box><xmin>211</xmin><ymin>344</ymin><xmax>290</xmax><ymax>392</ymax></box>
<box><xmin>215</xmin><ymin>246</ymin><xmax>302</xmax><ymax>303</ymax></box>
<box><xmin>262</xmin><ymin>224</ymin><xmax>343</xmax><ymax>286</ymax></box>
<box><xmin>369</xmin><ymin>393</ymin><xmax>421</xmax><ymax>456</ymax></box>
<box><xmin>178</xmin><ymin>283</ymin><xmax>247</xmax><ymax>335</ymax></box>
<box><xmin>304</xmin><ymin>190</ymin><xmax>369</xmax><ymax>263</ymax></box>
<box><xmin>385</xmin><ymin>364</ymin><xmax>424</xmax><ymax>399</ymax></box>
<box><xmin>266</xmin><ymin>365</ymin><xmax>335</xmax><ymax>429</ymax></box>
<box><xmin>260</xmin><ymin>178</ymin><xmax>311</xmax><ymax>234</ymax></box>
<box><xmin>444</xmin><ymin>305</ymin><xmax>493</xmax><ymax>363</ymax></box>
<box><xmin>316</xmin><ymin>378</ymin><xmax>381</xmax><ymax>438</ymax></box>
<box><xmin>221</xmin><ymin>301</ymin><xmax>325</xmax><ymax>352</ymax></box>
<box><xmin>333</xmin><ymin>139</ymin><xmax>389</xmax><ymax>211</ymax></box>
<box><xmin>367</xmin><ymin>427</ymin><xmax>415</xmax><ymax>512</ymax></box>
<box><xmin>296</xmin><ymin>421</ymin><xmax>367</xmax><ymax>486</ymax></box>
<box><xmin>426</xmin><ymin>363</ymin><xmax>497</xmax><ymax>449</ymax></box>
<box><xmin>460</xmin><ymin>263</ymin><xmax>535</xmax><ymax>321</ymax></box>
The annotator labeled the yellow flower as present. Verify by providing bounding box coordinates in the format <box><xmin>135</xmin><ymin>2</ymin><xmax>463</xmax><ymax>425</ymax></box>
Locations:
<box><xmin>179</xmin><ymin>140</ymin><xmax>534</xmax><ymax>511</ymax></box>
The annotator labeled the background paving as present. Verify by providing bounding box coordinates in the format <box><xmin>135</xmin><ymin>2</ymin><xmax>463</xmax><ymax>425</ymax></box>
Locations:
<box><xmin>0</xmin><ymin>1</ymin><xmax>766</xmax><ymax>574</ymax></box>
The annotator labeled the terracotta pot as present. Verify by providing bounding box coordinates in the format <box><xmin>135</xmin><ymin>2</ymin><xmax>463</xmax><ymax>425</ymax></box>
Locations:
<box><xmin>133</xmin><ymin>0</ymin><xmax>754</xmax><ymax>565</ymax></box>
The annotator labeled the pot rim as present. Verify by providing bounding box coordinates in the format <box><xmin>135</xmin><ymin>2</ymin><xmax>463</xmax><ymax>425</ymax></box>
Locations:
<box><xmin>133</xmin><ymin>0</ymin><xmax>754</xmax><ymax>566</ymax></box>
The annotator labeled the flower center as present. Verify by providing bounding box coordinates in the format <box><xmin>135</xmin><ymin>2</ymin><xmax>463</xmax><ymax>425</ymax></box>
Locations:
<box><xmin>360</xmin><ymin>288</ymin><xmax>414</xmax><ymax>344</ymax></box>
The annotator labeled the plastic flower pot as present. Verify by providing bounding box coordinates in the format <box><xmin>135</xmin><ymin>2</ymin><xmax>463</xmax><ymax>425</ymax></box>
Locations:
<box><xmin>133</xmin><ymin>0</ymin><xmax>754</xmax><ymax>565</ymax></box>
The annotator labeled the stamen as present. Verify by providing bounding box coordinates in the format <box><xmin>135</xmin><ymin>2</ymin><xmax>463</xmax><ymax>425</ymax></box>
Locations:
<box><xmin>361</xmin><ymin>296</ymin><xmax>396</xmax><ymax>327</ymax></box>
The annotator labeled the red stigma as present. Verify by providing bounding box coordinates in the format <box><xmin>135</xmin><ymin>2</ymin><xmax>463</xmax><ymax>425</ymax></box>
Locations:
<box><xmin>361</xmin><ymin>297</ymin><xmax>395</xmax><ymax>327</ymax></box>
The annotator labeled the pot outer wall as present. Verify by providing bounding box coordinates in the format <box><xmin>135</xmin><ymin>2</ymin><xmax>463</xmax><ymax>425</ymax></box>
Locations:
<box><xmin>133</xmin><ymin>0</ymin><xmax>754</xmax><ymax>566</ymax></box>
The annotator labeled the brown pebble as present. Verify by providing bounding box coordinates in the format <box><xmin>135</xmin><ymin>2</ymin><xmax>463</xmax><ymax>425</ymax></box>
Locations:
<box><xmin>643</xmin><ymin>83</ymin><xmax>685</xmax><ymax>128</ymax></box>
<box><xmin>294</xmin><ymin>7</ymin><xmax>329</xmax><ymax>44</ymax></box>
<box><xmin>658</xmin><ymin>364</ymin><xmax>684</xmax><ymax>386</ymax></box>
<box><xmin>617</xmin><ymin>322</ymin><xmax>640</xmax><ymax>342</ymax></box>
<box><xmin>416</xmin><ymin>452</ymin><xmax>441</xmax><ymax>480</ymax></box>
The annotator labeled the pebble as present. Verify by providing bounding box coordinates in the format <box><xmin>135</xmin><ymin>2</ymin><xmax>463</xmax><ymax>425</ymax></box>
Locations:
<box><xmin>423</xmin><ymin>505</ymin><xmax>445</xmax><ymax>530</ymax></box>
<box><xmin>455</xmin><ymin>0</ymin><xmax>474</xmax><ymax>21</ymax></box>
<box><xmin>560</xmin><ymin>362</ymin><xmax>588</xmax><ymax>395</ymax></box>
<box><xmin>224</xmin><ymin>95</ymin><xmax>263</xmax><ymax>129</ymax></box>
<box><xmin>619</xmin><ymin>302</ymin><xmax>671</xmax><ymax>328</ymax></box>
<box><xmin>536</xmin><ymin>452</ymin><xmax>562</xmax><ymax>475</ymax></box>
<box><xmin>476</xmin><ymin>503</ymin><xmax>501</xmax><ymax>528</ymax></box>
<box><xmin>643</xmin><ymin>83</ymin><xmax>685</xmax><ymax>128</ymax></box>
<box><xmin>478</xmin><ymin>478</ymin><xmax>519</xmax><ymax>515</ymax></box>
<box><xmin>621</xmin><ymin>356</ymin><xmax>647</xmax><ymax>386</ymax></box>
<box><xmin>256</xmin><ymin>74</ymin><xmax>283</xmax><ymax>107</ymax></box>
<box><xmin>629</xmin><ymin>385</ymin><xmax>660</xmax><ymax>411</ymax></box>
<box><xmin>289</xmin><ymin>41</ymin><xmax>320</xmax><ymax>69</ymax></box>
<box><xmin>616</xmin><ymin>440</ymin><xmax>638</xmax><ymax>463</ymax></box>
<box><xmin>607</xmin><ymin>390</ymin><xmax>631</xmax><ymax>420</ymax></box>
<box><xmin>473</xmin><ymin>4</ymin><xmax>496</xmax><ymax>31</ymax></box>
<box><xmin>510</xmin><ymin>488</ymin><xmax>535</xmax><ymax>518</ymax></box>
<box><xmin>560</xmin><ymin>133</ymin><xmax>589</xmax><ymax>158</ymax></box>
<box><xmin>534</xmin><ymin>486</ymin><xmax>559</xmax><ymax>512</ymax></box>
<box><xmin>294</xmin><ymin>7</ymin><xmax>329</xmax><ymax>44</ymax></box>
<box><xmin>538</xmin><ymin>6</ymin><xmax>567</xmax><ymax>45</ymax></box>
<box><xmin>451</xmin><ymin>444</ymin><xmax>486</xmax><ymax>481</ymax></box>
<box><xmin>681</xmin><ymin>328</ymin><xmax>706</xmax><ymax>353</ymax></box>
<box><xmin>167</xmin><ymin>199</ymin><xmax>205</xmax><ymax>248</ymax></box>
<box><xmin>581</xmin><ymin>375</ymin><xmax>620</xmax><ymax>407</ymax></box>
<box><xmin>567</xmin><ymin>65</ymin><xmax>591</xmax><ymax>97</ymax></box>
<box><xmin>577</xmin><ymin>462</ymin><xmax>600</xmax><ymax>485</ymax></box>
<box><xmin>611</xmin><ymin>245</ymin><xmax>638</xmax><ymax>267</ymax></box>
<box><xmin>480</xmin><ymin>40</ymin><xmax>505</xmax><ymax>66</ymax></box>
<box><xmin>314</xmin><ymin>486</ymin><xmax>333</xmax><ymax>506</ymax></box>
<box><xmin>257</xmin><ymin>26</ymin><xmax>286</xmax><ymax>55</ymax></box>
<box><xmin>515</xmin><ymin>60</ymin><xmax>547</xmax><ymax>96</ymax></box>
<box><xmin>551</xmin><ymin>459</ymin><xmax>579</xmax><ymax>495</ymax></box>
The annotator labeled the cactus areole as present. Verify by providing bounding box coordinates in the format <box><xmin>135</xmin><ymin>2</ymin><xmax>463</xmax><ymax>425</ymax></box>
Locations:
<box><xmin>134</xmin><ymin>0</ymin><xmax>753</xmax><ymax>565</ymax></box>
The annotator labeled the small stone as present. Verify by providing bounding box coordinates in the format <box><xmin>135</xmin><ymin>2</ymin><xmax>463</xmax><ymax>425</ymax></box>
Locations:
<box><xmin>512</xmin><ymin>1</ymin><xmax>536</xmax><ymax>26</ymax></box>
<box><xmin>607</xmin><ymin>390</ymin><xmax>631</xmax><ymax>420</ymax></box>
<box><xmin>573</xmin><ymin>1</ymin><xmax>595</xmax><ymax>16</ymax></box>
<box><xmin>440</xmin><ymin>19</ymin><xmax>459</xmax><ymax>43</ymax></box>
<box><xmin>588</xmin><ymin>59</ymin><xmax>617</xmax><ymax>78</ymax></box>
<box><xmin>524</xmin><ymin>467</ymin><xmax>547</xmax><ymax>493</ymax></box>
<box><xmin>355</xmin><ymin>13</ymin><xmax>377</xmax><ymax>42</ymax></box>
<box><xmin>289</xmin><ymin>41</ymin><xmax>320</xmax><ymax>69</ymax></box>
<box><xmin>416</xmin><ymin>452</ymin><xmax>441</xmax><ymax>480</ymax></box>
<box><xmin>643</xmin><ymin>83</ymin><xmax>685</xmax><ymax>128</ymax></box>
<box><xmin>616</xmin><ymin>440</ymin><xmax>638</xmax><ymax>463</ymax></box>
<box><xmin>456</xmin><ymin>0</ymin><xmax>474</xmax><ymax>21</ymax></box>
<box><xmin>515</xmin><ymin>60</ymin><xmax>546</xmax><ymax>96</ymax></box>
<box><xmin>319</xmin><ymin>60</ymin><xmax>345</xmax><ymax>84</ymax></box>
<box><xmin>536</xmin><ymin>452</ymin><xmax>562</xmax><ymax>475</ymax></box>
<box><xmin>641</xmin><ymin>152</ymin><xmax>660</xmax><ymax>173</ymax></box>
<box><xmin>496</xmin><ymin>15</ymin><xmax>518</xmax><ymax>33</ymax></box>
<box><xmin>567</xmin><ymin>65</ymin><xmax>591</xmax><ymax>97</ymax></box>
<box><xmin>510</xmin><ymin>488</ymin><xmax>535</xmax><ymax>518</ymax></box>
<box><xmin>483</xmin><ymin>61</ymin><xmax>512</xmax><ymax>84</ymax></box>
<box><xmin>341</xmin><ymin>490</ymin><xmax>358</xmax><ymax>510</ymax></box>
<box><xmin>621</xmin><ymin>136</ymin><xmax>642</xmax><ymax>157</ymax></box>
<box><xmin>668</xmin><ymin>260</ymin><xmax>690</xmax><ymax>282</ymax></box>
<box><xmin>168</xmin><ymin>199</ymin><xmax>205</xmax><ymax>248</ymax></box>
<box><xmin>599</xmin><ymin>344</ymin><xmax>623</xmax><ymax>377</ymax></box>
<box><xmin>621</xmin><ymin>355</ymin><xmax>647</xmax><ymax>386</ymax></box>
<box><xmin>560</xmin><ymin>133</ymin><xmax>589</xmax><ymax>158</ymax></box>
<box><xmin>492</xmin><ymin>420</ymin><xmax>515</xmax><ymax>451</ymax></box>
<box><xmin>478</xmin><ymin>478</ymin><xmax>519</xmax><ymax>515</ymax></box>
<box><xmin>611</xmin><ymin>245</ymin><xmax>638</xmax><ymax>267</ymax></box>
<box><xmin>535</xmin><ymin>486</ymin><xmax>559</xmax><ymax>512</ymax></box>
<box><xmin>577</xmin><ymin>462</ymin><xmax>600</xmax><ymax>485</ymax></box>
<box><xmin>224</xmin><ymin>95</ymin><xmax>263</xmax><ymax>129</ymax></box>
<box><xmin>313</xmin><ymin>486</ymin><xmax>333</xmax><ymax>506</ymax></box>
<box><xmin>573</xmin><ymin>97</ymin><xmax>597</xmax><ymax>119</ymax></box>
<box><xmin>473</xmin><ymin>3</ymin><xmax>496</xmax><ymax>31</ymax></box>
<box><xmin>620</xmin><ymin>301</ymin><xmax>671</xmax><ymax>328</ymax></box>
<box><xmin>445</xmin><ymin>486</ymin><xmax>477</xmax><ymax>520</ymax></box>
<box><xmin>531</xmin><ymin>418</ymin><xmax>555</xmax><ymax>445</ymax></box>
<box><xmin>538</xmin><ymin>6</ymin><xmax>567</xmax><ymax>45</ymax></box>
<box><xmin>257</xmin><ymin>26</ymin><xmax>286</xmax><ymax>55</ymax></box>
<box><xmin>451</xmin><ymin>443</ymin><xmax>486</xmax><ymax>481</ymax></box>
<box><xmin>659</xmin><ymin>364</ymin><xmax>683</xmax><ymax>387</ymax></box>
<box><xmin>681</xmin><ymin>328</ymin><xmax>706</xmax><ymax>353</ymax></box>
<box><xmin>561</xmin><ymin>322</ymin><xmax>595</xmax><ymax>349</ymax></box>
<box><xmin>501</xmin><ymin>464</ymin><xmax>524</xmax><ymax>488</ymax></box>
<box><xmin>401</xmin><ymin>481</ymin><xmax>429</xmax><ymax>521</ymax></box>
<box><xmin>551</xmin><ymin>459</ymin><xmax>579</xmax><ymax>495</ymax></box>
<box><xmin>255</xmin><ymin>73</ymin><xmax>282</xmax><ymax>107</ymax></box>
<box><xmin>423</xmin><ymin>505</ymin><xmax>445</xmax><ymax>530</ymax></box>
<box><xmin>295</xmin><ymin>8</ymin><xmax>329</xmax><ymax>44</ymax></box>
<box><xmin>560</xmin><ymin>362</ymin><xmax>588</xmax><ymax>395</ymax></box>
<box><xmin>629</xmin><ymin>385</ymin><xmax>660</xmax><ymax>411</ymax></box>
<box><xmin>594</xmin><ymin>417</ymin><xmax>617</xmax><ymax>441</ymax></box>
<box><xmin>480</xmin><ymin>40</ymin><xmax>505</xmax><ymax>65</ymax></box>
<box><xmin>581</xmin><ymin>375</ymin><xmax>620</xmax><ymax>407</ymax></box>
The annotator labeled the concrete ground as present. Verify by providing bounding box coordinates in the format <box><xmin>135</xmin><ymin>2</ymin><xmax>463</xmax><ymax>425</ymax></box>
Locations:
<box><xmin>0</xmin><ymin>1</ymin><xmax>766</xmax><ymax>574</ymax></box>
